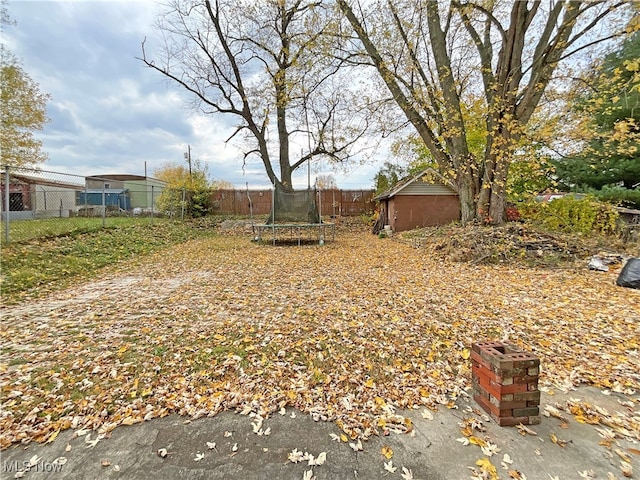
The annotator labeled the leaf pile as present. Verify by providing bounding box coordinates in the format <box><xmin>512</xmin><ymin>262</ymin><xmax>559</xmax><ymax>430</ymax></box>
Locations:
<box><xmin>1</xmin><ymin>225</ymin><xmax>638</xmax><ymax>450</ymax></box>
<box><xmin>401</xmin><ymin>223</ymin><xmax>637</xmax><ymax>267</ymax></box>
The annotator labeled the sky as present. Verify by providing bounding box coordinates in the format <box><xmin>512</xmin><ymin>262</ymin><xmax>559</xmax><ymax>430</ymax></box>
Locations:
<box><xmin>3</xmin><ymin>0</ymin><xmax>387</xmax><ymax>190</ymax></box>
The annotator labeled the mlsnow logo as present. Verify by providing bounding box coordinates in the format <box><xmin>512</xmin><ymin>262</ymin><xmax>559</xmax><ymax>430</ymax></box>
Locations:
<box><xmin>2</xmin><ymin>459</ymin><xmax>65</xmax><ymax>474</ymax></box>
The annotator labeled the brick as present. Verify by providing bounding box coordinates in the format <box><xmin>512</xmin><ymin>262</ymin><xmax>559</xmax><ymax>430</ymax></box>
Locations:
<box><xmin>481</xmin><ymin>396</ymin><xmax>521</xmax><ymax>418</ymax></box>
<box><xmin>528</xmin><ymin>415</ymin><xmax>541</xmax><ymax>425</ymax></box>
<box><xmin>513</xmin><ymin>407</ymin><xmax>540</xmax><ymax>417</ymax></box>
<box><xmin>494</xmin><ymin>416</ymin><xmax>532</xmax><ymax>427</ymax></box>
<box><xmin>474</xmin><ymin>393</ymin><xmax>491</xmax><ymax>411</ymax></box>
<box><xmin>472</xmin><ymin>363</ymin><xmax>502</xmax><ymax>384</ymax></box>
<box><xmin>498</xmin><ymin>368</ymin><xmax>531</xmax><ymax>378</ymax></box>
<box><xmin>513</xmin><ymin>391</ymin><xmax>541</xmax><ymax>403</ymax></box>
<box><xmin>490</xmin><ymin>380</ymin><xmax>529</xmax><ymax>395</ymax></box>
<box><xmin>472</xmin><ymin>341</ymin><xmax>505</xmax><ymax>354</ymax></box>
<box><xmin>471</xmin><ymin>351</ymin><xmax>492</xmax><ymax>370</ymax></box>
<box><xmin>511</xmin><ymin>374</ymin><xmax>539</xmax><ymax>384</ymax></box>
<box><xmin>488</xmin><ymin>396</ymin><xmax>527</xmax><ymax>410</ymax></box>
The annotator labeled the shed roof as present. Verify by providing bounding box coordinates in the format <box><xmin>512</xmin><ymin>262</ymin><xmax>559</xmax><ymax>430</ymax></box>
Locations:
<box><xmin>373</xmin><ymin>168</ymin><xmax>456</xmax><ymax>201</ymax></box>
<box><xmin>86</xmin><ymin>174</ymin><xmax>165</xmax><ymax>184</ymax></box>
<box><xmin>2</xmin><ymin>173</ymin><xmax>85</xmax><ymax>191</ymax></box>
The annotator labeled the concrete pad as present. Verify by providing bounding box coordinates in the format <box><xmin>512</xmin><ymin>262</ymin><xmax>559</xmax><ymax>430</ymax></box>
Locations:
<box><xmin>1</xmin><ymin>387</ymin><xmax>637</xmax><ymax>480</ymax></box>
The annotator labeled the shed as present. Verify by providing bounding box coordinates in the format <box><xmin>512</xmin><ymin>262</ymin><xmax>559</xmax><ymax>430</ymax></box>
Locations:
<box><xmin>373</xmin><ymin>168</ymin><xmax>460</xmax><ymax>233</ymax></box>
<box><xmin>1</xmin><ymin>173</ymin><xmax>84</xmax><ymax>220</ymax></box>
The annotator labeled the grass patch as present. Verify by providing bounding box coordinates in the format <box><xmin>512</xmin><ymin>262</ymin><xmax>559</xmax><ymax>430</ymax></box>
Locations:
<box><xmin>7</xmin><ymin>357</ymin><xmax>28</xmax><ymax>367</ymax></box>
<box><xmin>0</xmin><ymin>221</ymin><xmax>214</xmax><ymax>304</ymax></box>
<box><xmin>0</xmin><ymin>217</ymin><xmax>148</xmax><ymax>245</ymax></box>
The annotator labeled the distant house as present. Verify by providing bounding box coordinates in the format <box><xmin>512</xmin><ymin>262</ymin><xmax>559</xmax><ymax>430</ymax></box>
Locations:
<box><xmin>81</xmin><ymin>174</ymin><xmax>166</xmax><ymax>211</ymax></box>
<box><xmin>0</xmin><ymin>173</ymin><xmax>84</xmax><ymax>220</ymax></box>
<box><xmin>373</xmin><ymin>168</ymin><xmax>460</xmax><ymax>233</ymax></box>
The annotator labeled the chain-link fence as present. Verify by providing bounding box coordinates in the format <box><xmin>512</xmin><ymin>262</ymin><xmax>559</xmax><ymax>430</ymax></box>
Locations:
<box><xmin>0</xmin><ymin>165</ymin><xmax>172</xmax><ymax>244</ymax></box>
<box><xmin>1</xmin><ymin>165</ymin><xmax>376</xmax><ymax>244</ymax></box>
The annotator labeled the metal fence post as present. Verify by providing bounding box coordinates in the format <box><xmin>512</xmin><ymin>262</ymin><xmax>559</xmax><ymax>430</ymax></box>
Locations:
<box><xmin>151</xmin><ymin>185</ymin><xmax>155</xmax><ymax>225</ymax></box>
<box><xmin>4</xmin><ymin>165</ymin><xmax>10</xmax><ymax>243</ymax></box>
<box><xmin>181</xmin><ymin>187</ymin><xmax>186</xmax><ymax>221</ymax></box>
<box><xmin>102</xmin><ymin>182</ymin><xmax>106</xmax><ymax>227</ymax></box>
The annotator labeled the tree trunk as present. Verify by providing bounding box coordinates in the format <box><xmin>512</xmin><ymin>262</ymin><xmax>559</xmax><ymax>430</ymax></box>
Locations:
<box><xmin>458</xmin><ymin>178</ymin><xmax>476</xmax><ymax>225</ymax></box>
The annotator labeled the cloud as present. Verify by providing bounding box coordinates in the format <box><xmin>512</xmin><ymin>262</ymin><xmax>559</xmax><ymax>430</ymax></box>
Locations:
<box><xmin>4</xmin><ymin>0</ymin><xmax>383</xmax><ymax>189</ymax></box>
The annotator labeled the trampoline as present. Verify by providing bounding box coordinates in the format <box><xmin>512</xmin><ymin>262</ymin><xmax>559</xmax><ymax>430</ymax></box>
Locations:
<box><xmin>255</xmin><ymin>186</ymin><xmax>334</xmax><ymax>245</ymax></box>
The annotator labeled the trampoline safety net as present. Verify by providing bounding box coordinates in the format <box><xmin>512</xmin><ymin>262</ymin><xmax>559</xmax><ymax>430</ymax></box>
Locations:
<box><xmin>266</xmin><ymin>186</ymin><xmax>320</xmax><ymax>224</ymax></box>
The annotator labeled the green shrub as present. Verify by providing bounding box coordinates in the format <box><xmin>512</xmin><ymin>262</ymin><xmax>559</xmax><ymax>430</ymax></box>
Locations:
<box><xmin>590</xmin><ymin>186</ymin><xmax>640</xmax><ymax>210</ymax></box>
<box><xmin>519</xmin><ymin>195</ymin><xmax>619</xmax><ymax>235</ymax></box>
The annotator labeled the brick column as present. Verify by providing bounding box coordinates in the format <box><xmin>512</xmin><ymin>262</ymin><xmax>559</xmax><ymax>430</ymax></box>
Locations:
<box><xmin>471</xmin><ymin>341</ymin><xmax>541</xmax><ymax>426</ymax></box>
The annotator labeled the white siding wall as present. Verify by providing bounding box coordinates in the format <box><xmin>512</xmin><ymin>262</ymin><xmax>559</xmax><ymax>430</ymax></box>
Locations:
<box><xmin>31</xmin><ymin>186</ymin><xmax>78</xmax><ymax>218</ymax></box>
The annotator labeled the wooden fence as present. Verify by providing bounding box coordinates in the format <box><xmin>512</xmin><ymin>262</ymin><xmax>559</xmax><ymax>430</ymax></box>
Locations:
<box><xmin>210</xmin><ymin>189</ymin><xmax>375</xmax><ymax>216</ymax></box>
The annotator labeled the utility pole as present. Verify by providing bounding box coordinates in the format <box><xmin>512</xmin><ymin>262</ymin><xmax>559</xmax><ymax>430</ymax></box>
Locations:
<box><xmin>184</xmin><ymin>145</ymin><xmax>192</xmax><ymax>179</ymax></box>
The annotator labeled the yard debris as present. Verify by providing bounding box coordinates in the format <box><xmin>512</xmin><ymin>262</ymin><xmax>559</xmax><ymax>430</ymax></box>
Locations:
<box><xmin>403</xmin><ymin>223</ymin><xmax>634</xmax><ymax>267</ymax></box>
<box><xmin>616</xmin><ymin>257</ymin><xmax>640</xmax><ymax>289</ymax></box>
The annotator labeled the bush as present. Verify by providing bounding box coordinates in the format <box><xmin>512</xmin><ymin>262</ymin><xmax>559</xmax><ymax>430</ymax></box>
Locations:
<box><xmin>519</xmin><ymin>195</ymin><xmax>619</xmax><ymax>235</ymax></box>
<box><xmin>590</xmin><ymin>186</ymin><xmax>640</xmax><ymax>210</ymax></box>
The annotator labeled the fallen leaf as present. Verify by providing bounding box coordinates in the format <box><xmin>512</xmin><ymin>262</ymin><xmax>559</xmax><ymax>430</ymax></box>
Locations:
<box><xmin>509</xmin><ymin>471</ymin><xmax>526</xmax><ymax>480</ymax></box>
<box><xmin>194</xmin><ymin>452</ymin><xmax>205</xmax><ymax>462</ymax></box>
<box><xmin>401</xmin><ymin>466</ymin><xmax>414</xmax><ymax>480</ymax></box>
<box><xmin>516</xmin><ymin>424</ymin><xmax>538</xmax><ymax>436</ymax></box>
<box><xmin>550</xmin><ymin>433</ymin><xmax>567</xmax><ymax>448</ymax></box>
<box><xmin>481</xmin><ymin>443</ymin><xmax>501</xmax><ymax>457</ymax></box>
<box><xmin>46</xmin><ymin>430</ymin><xmax>60</xmax><ymax>444</ymax></box>
<box><xmin>621</xmin><ymin>461</ymin><xmax>633</xmax><ymax>478</ymax></box>
<box><xmin>85</xmin><ymin>435</ymin><xmax>101</xmax><ymax>449</ymax></box>
<box><xmin>381</xmin><ymin>446</ymin><xmax>393</xmax><ymax>459</ymax></box>
<box><xmin>476</xmin><ymin>457</ymin><xmax>498</xmax><ymax>480</ymax></box>
<box><xmin>384</xmin><ymin>460</ymin><xmax>397</xmax><ymax>473</ymax></box>
<box><xmin>288</xmin><ymin>448</ymin><xmax>304</xmax><ymax>463</ymax></box>
<box><xmin>421</xmin><ymin>409</ymin><xmax>433</xmax><ymax>420</ymax></box>
<box><xmin>615</xmin><ymin>448</ymin><xmax>632</xmax><ymax>463</ymax></box>
<box><xmin>578</xmin><ymin>470</ymin><xmax>595</xmax><ymax>479</ymax></box>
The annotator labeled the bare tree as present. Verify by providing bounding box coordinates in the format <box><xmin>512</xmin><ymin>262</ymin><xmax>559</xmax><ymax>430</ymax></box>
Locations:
<box><xmin>139</xmin><ymin>0</ymin><xmax>369</xmax><ymax>192</ymax></box>
<box><xmin>315</xmin><ymin>173</ymin><xmax>337</xmax><ymax>189</ymax></box>
<box><xmin>337</xmin><ymin>0</ymin><xmax>632</xmax><ymax>224</ymax></box>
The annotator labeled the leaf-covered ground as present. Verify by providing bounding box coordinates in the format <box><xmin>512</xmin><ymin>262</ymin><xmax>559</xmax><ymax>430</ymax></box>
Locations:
<box><xmin>1</xmin><ymin>224</ymin><xmax>638</xmax><ymax>450</ymax></box>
